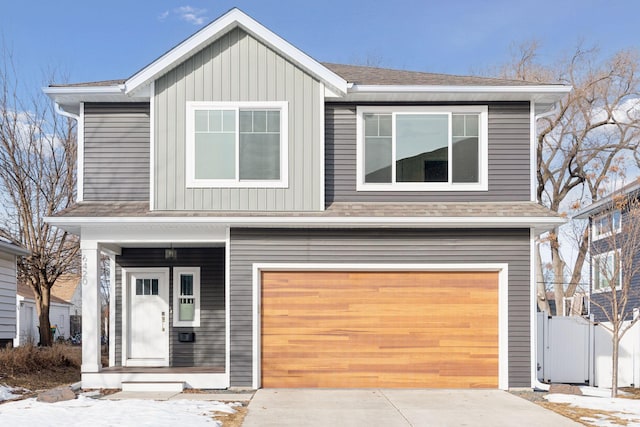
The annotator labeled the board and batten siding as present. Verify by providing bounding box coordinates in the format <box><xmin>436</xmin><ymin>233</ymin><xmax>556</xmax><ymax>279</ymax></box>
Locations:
<box><xmin>229</xmin><ymin>228</ymin><xmax>531</xmax><ymax>388</ymax></box>
<box><xmin>154</xmin><ymin>27</ymin><xmax>322</xmax><ymax>211</ymax></box>
<box><xmin>83</xmin><ymin>103</ymin><xmax>150</xmax><ymax>201</ymax></box>
<box><xmin>114</xmin><ymin>248</ymin><xmax>225</xmax><ymax>367</ymax></box>
<box><xmin>0</xmin><ymin>253</ymin><xmax>17</xmax><ymax>341</ymax></box>
<box><xmin>325</xmin><ymin>102</ymin><xmax>531</xmax><ymax>204</ymax></box>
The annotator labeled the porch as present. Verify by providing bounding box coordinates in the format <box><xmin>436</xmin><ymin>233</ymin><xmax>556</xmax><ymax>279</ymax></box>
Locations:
<box><xmin>80</xmin><ymin>226</ymin><xmax>229</xmax><ymax>390</ymax></box>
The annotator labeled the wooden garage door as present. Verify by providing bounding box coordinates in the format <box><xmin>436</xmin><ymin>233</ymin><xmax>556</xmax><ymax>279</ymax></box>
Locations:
<box><xmin>261</xmin><ymin>271</ymin><xmax>499</xmax><ymax>388</ymax></box>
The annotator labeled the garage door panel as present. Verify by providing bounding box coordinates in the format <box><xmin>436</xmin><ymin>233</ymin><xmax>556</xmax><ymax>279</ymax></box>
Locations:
<box><xmin>261</xmin><ymin>270</ymin><xmax>499</xmax><ymax>388</ymax></box>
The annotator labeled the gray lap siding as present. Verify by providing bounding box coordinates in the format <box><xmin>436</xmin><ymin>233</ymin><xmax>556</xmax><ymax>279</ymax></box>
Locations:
<box><xmin>114</xmin><ymin>247</ymin><xmax>225</xmax><ymax>367</ymax></box>
<box><xmin>325</xmin><ymin>102</ymin><xmax>531</xmax><ymax>204</ymax></box>
<box><xmin>229</xmin><ymin>228</ymin><xmax>531</xmax><ymax>388</ymax></box>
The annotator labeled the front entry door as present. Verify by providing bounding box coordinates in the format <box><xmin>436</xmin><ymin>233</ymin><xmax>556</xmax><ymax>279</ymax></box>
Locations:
<box><xmin>125</xmin><ymin>269</ymin><xmax>169</xmax><ymax>366</ymax></box>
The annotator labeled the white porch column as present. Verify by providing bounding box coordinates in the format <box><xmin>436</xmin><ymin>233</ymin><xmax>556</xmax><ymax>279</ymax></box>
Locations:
<box><xmin>108</xmin><ymin>253</ymin><xmax>116</xmax><ymax>367</ymax></box>
<box><xmin>81</xmin><ymin>240</ymin><xmax>102</xmax><ymax>373</ymax></box>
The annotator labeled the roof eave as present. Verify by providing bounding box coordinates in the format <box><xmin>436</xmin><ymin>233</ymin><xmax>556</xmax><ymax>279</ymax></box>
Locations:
<box><xmin>45</xmin><ymin>215</ymin><xmax>566</xmax><ymax>236</ymax></box>
<box><xmin>343</xmin><ymin>84</ymin><xmax>572</xmax><ymax>103</ymax></box>
<box><xmin>0</xmin><ymin>240</ymin><xmax>30</xmax><ymax>256</ymax></box>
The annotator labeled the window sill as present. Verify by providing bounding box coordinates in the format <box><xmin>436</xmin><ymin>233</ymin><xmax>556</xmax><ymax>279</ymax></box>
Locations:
<box><xmin>356</xmin><ymin>182</ymin><xmax>488</xmax><ymax>192</ymax></box>
<box><xmin>186</xmin><ymin>179</ymin><xmax>289</xmax><ymax>189</ymax></box>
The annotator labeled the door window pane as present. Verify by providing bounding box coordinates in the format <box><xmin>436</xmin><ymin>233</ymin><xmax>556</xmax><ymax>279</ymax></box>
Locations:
<box><xmin>396</xmin><ymin>114</ymin><xmax>448</xmax><ymax>182</ymax></box>
<box><xmin>151</xmin><ymin>279</ymin><xmax>159</xmax><ymax>296</ymax></box>
<box><xmin>136</xmin><ymin>279</ymin><xmax>143</xmax><ymax>295</ymax></box>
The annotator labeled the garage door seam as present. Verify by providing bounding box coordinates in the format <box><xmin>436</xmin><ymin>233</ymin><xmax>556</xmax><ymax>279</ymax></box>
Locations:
<box><xmin>379</xmin><ymin>390</ymin><xmax>413</xmax><ymax>426</ymax></box>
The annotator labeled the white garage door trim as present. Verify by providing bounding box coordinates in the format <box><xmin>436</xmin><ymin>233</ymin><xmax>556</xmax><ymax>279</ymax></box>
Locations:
<box><xmin>252</xmin><ymin>263</ymin><xmax>509</xmax><ymax>390</ymax></box>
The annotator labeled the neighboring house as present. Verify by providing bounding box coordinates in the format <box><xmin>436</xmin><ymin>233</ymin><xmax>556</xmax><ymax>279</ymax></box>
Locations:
<box><xmin>14</xmin><ymin>282</ymin><xmax>72</xmax><ymax>346</ymax></box>
<box><xmin>574</xmin><ymin>180</ymin><xmax>640</xmax><ymax>322</ymax></box>
<box><xmin>0</xmin><ymin>240</ymin><xmax>29</xmax><ymax>348</ymax></box>
<box><xmin>51</xmin><ymin>273</ymin><xmax>82</xmax><ymax>336</ymax></box>
<box><xmin>44</xmin><ymin>9</ymin><xmax>571</xmax><ymax>391</ymax></box>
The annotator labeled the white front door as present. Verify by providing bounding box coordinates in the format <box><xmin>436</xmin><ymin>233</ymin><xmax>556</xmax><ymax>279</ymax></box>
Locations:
<box><xmin>125</xmin><ymin>269</ymin><xmax>169</xmax><ymax>366</ymax></box>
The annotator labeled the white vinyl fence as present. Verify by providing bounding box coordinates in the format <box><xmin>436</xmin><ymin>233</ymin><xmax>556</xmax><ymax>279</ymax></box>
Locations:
<box><xmin>537</xmin><ymin>312</ymin><xmax>640</xmax><ymax>387</ymax></box>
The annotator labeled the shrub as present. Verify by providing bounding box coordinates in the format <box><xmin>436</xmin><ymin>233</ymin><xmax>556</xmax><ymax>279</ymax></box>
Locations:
<box><xmin>0</xmin><ymin>343</ymin><xmax>81</xmax><ymax>377</ymax></box>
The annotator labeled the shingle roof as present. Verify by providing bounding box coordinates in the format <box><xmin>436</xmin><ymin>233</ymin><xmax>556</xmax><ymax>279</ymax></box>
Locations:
<box><xmin>322</xmin><ymin>63</ymin><xmax>556</xmax><ymax>86</ymax></box>
<box><xmin>49</xmin><ymin>63</ymin><xmax>556</xmax><ymax>89</ymax></box>
<box><xmin>17</xmin><ymin>282</ymin><xmax>71</xmax><ymax>305</ymax></box>
<box><xmin>49</xmin><ymin>79</ymin><xmax>126</xmax><ymax>88</ymax></box>
<box><xmin>50</xmin><ymin>274</ymin><xmax>81</xmax><ymax>303</ymax></box>
<box><xmin>53</xmin><ymin>201</ymin><xmax>560</xmax><ymax>219</ymax></box>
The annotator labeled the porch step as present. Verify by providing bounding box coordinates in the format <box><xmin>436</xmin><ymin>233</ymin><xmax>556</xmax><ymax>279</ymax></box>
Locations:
<box><xmin>121</xmin><ymin>381</ymin><xmax>185</xmax><ymax>393</ymax></box>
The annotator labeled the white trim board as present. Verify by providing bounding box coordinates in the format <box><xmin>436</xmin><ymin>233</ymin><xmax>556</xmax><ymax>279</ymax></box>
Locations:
<box><xmin>251</xmin><ymin>262</ymin><xmax>509</xmax><ymax>390</ymax></box>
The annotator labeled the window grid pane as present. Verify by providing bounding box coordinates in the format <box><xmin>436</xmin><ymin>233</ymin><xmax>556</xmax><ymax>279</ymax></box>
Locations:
<box><xmin>239</xmin><ymin>109</ymin><xmax>280</xmax><ymax>180</ymax></box>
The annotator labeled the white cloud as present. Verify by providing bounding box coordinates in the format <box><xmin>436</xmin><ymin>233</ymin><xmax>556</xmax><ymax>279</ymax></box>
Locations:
<box><xmin>158</xmin><ymin>10</ymin><xmax>169</xmax><ymax>22</ymax></box>
<box><xmin>174</xmin><ymin>6</ymin><xmax>208</xmax><ymax>26</ymax></box>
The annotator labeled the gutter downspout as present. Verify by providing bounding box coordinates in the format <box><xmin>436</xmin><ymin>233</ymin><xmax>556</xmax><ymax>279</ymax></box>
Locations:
<box><xmin>530</xmin><ymin>100</ymin><xmax>562</xmax><ymax>391</ymax></box>
<box><xmin>54</xmin><ymin>102</ymin><xmax>79</xmax><ymax>121</ymax></box>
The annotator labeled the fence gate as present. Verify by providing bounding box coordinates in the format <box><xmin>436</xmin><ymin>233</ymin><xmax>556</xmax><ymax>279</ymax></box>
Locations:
<box><xmin>538</xmin><ymin>313</ymin><xmax>594</xmax><ymax>384</ymax></box>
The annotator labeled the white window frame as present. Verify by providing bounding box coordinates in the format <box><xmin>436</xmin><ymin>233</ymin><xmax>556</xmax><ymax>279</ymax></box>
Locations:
<box><xmin>356</xmin><ymin>105</ymin><xmax>488</xmax><ymax>192</ymax></box>
<box><xmin>592</xmin><ymin>209</ymin><xmax>621</xmax><ymax>241</ymax></box>
<box><xmin>186</xmin><ymin>101</ymin><xmax>289</xmax><ymax>188</ymax></box>
<box><xmin>173</xmin><ymin>267</ymin><xmax>201</xmax><ymax>327</ymax></box>
<box><xmin>592</xmin><ymin>250</ymin><xmax>621</xmax><ymax>292</ymax></box>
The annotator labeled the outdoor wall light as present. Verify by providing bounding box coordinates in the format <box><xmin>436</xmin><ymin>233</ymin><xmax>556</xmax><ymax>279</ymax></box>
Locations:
<box><xmin>165</xmin><ymin>248</ymin><xmax>177</xmax><ymax>260</ymax></box>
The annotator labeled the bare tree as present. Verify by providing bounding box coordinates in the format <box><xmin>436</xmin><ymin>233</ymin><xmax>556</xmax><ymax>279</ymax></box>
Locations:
<box><xmin>588</xmin><ymin>190</ymin><xmax>640</xmax><ymax>396</ymax></box>
<box><xmin>496</xmin><ymin>42</ymin><xmax>640</xmax><ymax>313</ymax></box>
<box><xmin>0</xmin><ymin>48</ymin><xmax>79</xmax><ymax>346</ymax></box>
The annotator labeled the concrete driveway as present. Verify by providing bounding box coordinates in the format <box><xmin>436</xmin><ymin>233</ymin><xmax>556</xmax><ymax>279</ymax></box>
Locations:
<box><xmin>243</xmin><ymin>389</ymin><xmax>581</xmax><ymax>427</ymax></box>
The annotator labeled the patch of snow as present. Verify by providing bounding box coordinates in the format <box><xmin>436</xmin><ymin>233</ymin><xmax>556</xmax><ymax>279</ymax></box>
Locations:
<box><xmin>0</xmin><ymin>384</ymin><xmax>26</xmax><ymax>401</ymax></box>
<box><xmin>578</xmin><ymin>386</ymin><xmax>628</xmax><ymax>397</ymax></box>
<box><xmin>0</xmin><ymin>395</ymin><xmax>235</xmax><ymax>426</ymax></box>
<box><xmin>546</xmin><ymin>393</ymin><xmax>640</xmax><ymax>427</ymax></box>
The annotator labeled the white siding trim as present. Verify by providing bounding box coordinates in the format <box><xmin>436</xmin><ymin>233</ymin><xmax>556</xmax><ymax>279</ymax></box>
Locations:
<box><xmin>318</xmin><ymin>82</ymin><xmax>325</xmax><ymax>210</ymax></box>
<box><xmin>108</xmin><ymin>254</ymin><xmax>116</xmax><ymax>367</ymax></box>
<box><xmin>530</xmin><ymin>101</ymin><xmax>536</xmax><ymax>202</ymax></box>
<box><xmin>77</xmin><ymin>102</ymin><xmax>85</xmax><ymax>202</ymax></box>
<box><xmin>251</xmin><ymin>262</ymin><xmax>509</xmax><ymax>390</ymax></box>
<box><xmin>149</xmin><ymin>82</ymin><xmax>155</xmax><ymax>210</ymax></box>
<box><xmin>225</xmin><ymin>227</ymin><xmax>231</xmax><ymax>386</ymax></box>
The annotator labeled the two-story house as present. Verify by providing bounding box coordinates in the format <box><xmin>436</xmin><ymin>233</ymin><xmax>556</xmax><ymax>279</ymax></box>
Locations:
<box><xmin>575</xmin><ymin>180</ymin><xmax>640</xmax><ymax>322</ymax></box>
<box><xmin>45</xmin><ymin>9</ymin><xmax>570</xmax><ymax>391</ymax></box>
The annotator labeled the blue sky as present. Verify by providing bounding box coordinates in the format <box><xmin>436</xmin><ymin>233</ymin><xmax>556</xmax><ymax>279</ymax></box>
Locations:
<box><xmin>1</xmin><ymin>0</ymin><xmax>639</xmax><ymax>87</ymax></box>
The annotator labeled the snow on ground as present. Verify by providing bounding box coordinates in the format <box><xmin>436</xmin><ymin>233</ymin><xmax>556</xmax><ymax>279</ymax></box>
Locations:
<box><xmin>546</xmin><ymin>387</ymin><xmax>640</xmax><ymax>427</ymax></box>
<box><xmin>0</xmin><ymin>384</ymin><xmax>24</xmax><ymax>401</ymax></box>
<box><xmin>0</xmin><ymin>392</ymin><xmax>237</xmax><ymax>426</ymax></box>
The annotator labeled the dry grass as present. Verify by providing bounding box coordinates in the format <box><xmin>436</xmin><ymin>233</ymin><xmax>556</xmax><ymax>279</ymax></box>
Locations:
<box><xmin>0</xmin><ymin>343</ymin><xmax>81</xmax><ymax>391</ymax></box>
<box><xmin>214</xmin><ymin>404</ymin><xmax>248</xmax><ymax>427</ymax></box>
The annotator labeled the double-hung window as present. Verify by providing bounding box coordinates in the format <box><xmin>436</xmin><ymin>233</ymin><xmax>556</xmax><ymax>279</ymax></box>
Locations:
<box><xmin>357</xmin><ymin>106</ymin><xmax>488</xmax><ymax>191</ymax></box>
<box><xmin>186</xmin><ymin>102</ymin><xmax>288</xmax><ymax>187</ymax></box>
<box><xmin>593</xmin><ymin>250</ymin><xmax>621</xmax><ymax>291</ymax></box>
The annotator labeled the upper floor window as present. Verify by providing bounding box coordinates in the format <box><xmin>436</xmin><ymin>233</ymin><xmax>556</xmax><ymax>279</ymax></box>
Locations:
<box><xmin>186</xmin><ymin>102</ymin><xmax>288</xmax><ymax>188</ymax></box>
<box><xmin>356</xmin><ymin>106</ymin><xmax>488</xmax><ymax>191</ymax></box>
<box><xmin>592</xmin><ymin>209</ymin><xmax>621</xmax><ymax>241</ymax></box>
<box><xmin>593</xmin><ymin>250</ymin><xmax>621</xmax><ymax>291</ymax></box>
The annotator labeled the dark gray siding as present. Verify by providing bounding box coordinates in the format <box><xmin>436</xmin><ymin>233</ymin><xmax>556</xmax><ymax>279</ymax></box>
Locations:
<box><xmin>591</xmin><ymin>208</ymin><xmax>640</xmax><ymax>322</ymax></box>
<box><xmin>114</xmin><ymin>248</ymin><xmax>225</xmax><ymax>367</ymax></box>
<box><xmin>83</xmin><ymin>103</ymin><xmax>150</xmax><ymax>201</ymax></box>
<box><xmin>325</xmin><ymin>102</ymin><xmax>531</xmax><ymax>204</ymax></box>
<box><xmin>229</xmin><ymin>228</ymin><xmax>531</xmax><ymax>388</ymax></box>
